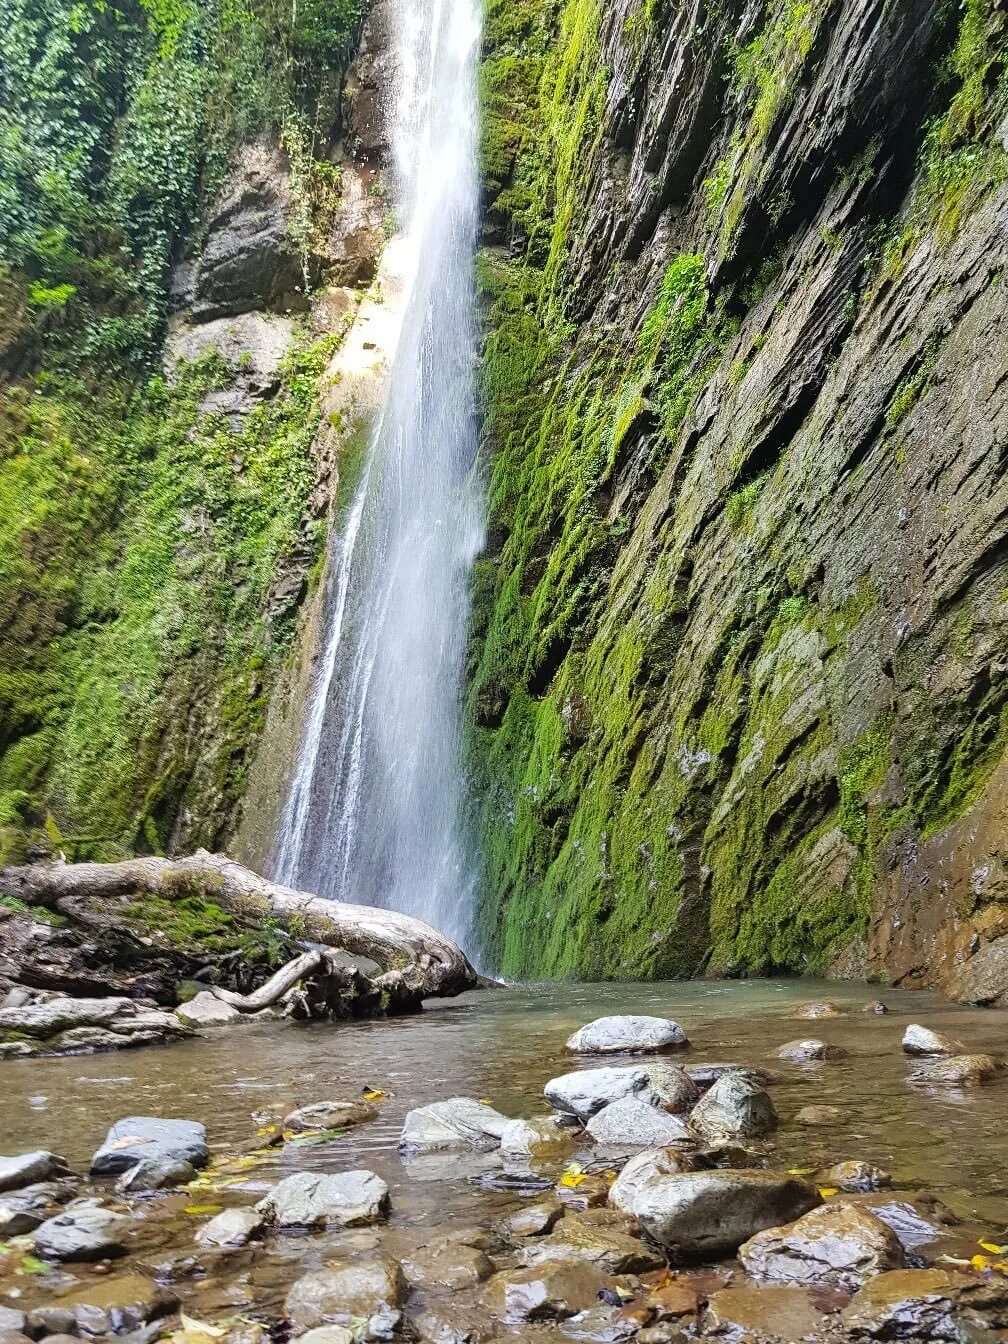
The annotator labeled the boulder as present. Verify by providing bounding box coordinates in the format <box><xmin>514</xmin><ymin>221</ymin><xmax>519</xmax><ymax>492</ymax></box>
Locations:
<box><xmin>794</xmin><ymin>1104</ymin><xmax>849</xmax><ymax>1127</ymax></box>
<box><xmin>739</xmin><ymin>1202</ymin><xmax>905</xmax><ymax>1291</ymax></box>
<box><xmin>840</xmin><ymin>1268</ymin><xmax>960</xmax><ymax>1339</ymax></box>
<box><xmin>0</xmin><ymin>999</ymin><xmax>188</xmax><ymax>1054</ymax></box>
<box><xmin>776</xmin><ymin>1039</ymin><xmax>847</xmax><ymax>1061</ymax></box>
<box><xmin>116</xmin><ymin>1155</ymin><xmax>196</xmax><ymax>1192</ymax></box>
<box><xmin>0</xmin><ymin>1151</ymin><xmax>66</xmax><ymax>1192</ymax></box>
<box><xmin>952</xmin><ymin>935</ymin><xmax>1008</xmax><ymax>1006</ymax></box>
<box><xmin>284</xmin><ymin>1100</ymin><xmax>379</xmax><ymax>1133</ymax></box>
<box><xmin>0</xmin><ymin>1182</ymin><xmax>61</xmax><ymax>1235</ymax></box>
<box><xmin>90</xmin><ymin>1117</ymin><xmax>208</xmax><ymax>1177</ymax></box>
<box><xmin>0</xmin><ymin>1313</ymin><xmax>24</xmax><ymax>1336</ymax></box>
<box><xmin>841</xmin><ymin>1193</ymin><xmax>955</xmax><ymax>1251</ymax></box>
<box><xmin>586</xmin><ymin>1097</ymin><xmax>692</xmax><ymax>1149</ymax></box>
<box><xmin>398</xmin><ymin>1098</ymin><xmax>510</xmax><ymax>1152</ymax></box>
<box><xmin>706</xmin><ymin>1285</ymin><xmax>825</xmax><ymax>1340</ymax></box>
<box><xmin>612</xmin><ymin>1167</ymin><xmax>820</xmax><ymax>1256</ymax></box>
<box><xmin>175</xmin><ymin>993</ymin><xmax>243</xmax><ymax>1029</ymax></box>
<box><xmin>256</xmin><ymin>1170</ymin><xmax>389</xmax><ymax>1228</ymax></box>
<box><xmin>821</xmin><ymin>1161</ymin><xmax>891</xmax><ymax>1193</ymax></box>
<box><xmin>566</xmin><ymin>1015</ymin><xmax>688</xmax><ymax>1054</ymax></box>
<box><xmin>505</xmin><ymin>1198</ymin><xmax>564</xmax><ymax>1237</ymax></box>
<box><xmin>286</xmin><ymin>1259</ymin><xmax>406</xmax><ymax>1332</ymax></box>
<box><xmin>33</xmin><ymin>1204</ymin><xmax>130</xmax><ymax>1262</ymax></box>
<box><xmin>689</xmin><ymin>1073</ymin><xmax>777</xmax><ymax>1140</ymax></box>
<box><xmin>544</xmin><ymin>1066</ymin><xmax>654</xmax><ymax>1121</ymax></box>
<box><xmin>608</xmin><ymin>1146</ymin><xmax>696</xmax><ymax>1214</ymax></box>
<box><xmin>686</xmin><ymin>1063</ymin><xmax>776</xmax><ymax>1089</ymax></box>
<box><xmin>644</xmin><ymin>1062</ymin><xmax>701</xmax><ymax>1113</ymax></box>
<box><xmin>909</xmin><ymin>1054</ymin><xmax>998</xmax><ymax>1087</ymax></box>
<box><xmin>499</xmin><ymin>1117</ymin><xmax>572</xmax><ymax>1165</ymax></box>
<box><xmin>195</xmin><ymin>1206</ymin><xmax>265</xmax><ymax>1249</ymax></box>
<box><xmin>483</xmin><ymin>1259</ymin><xmax>608</xmax><ymax>1323</ymax></box>
<box><xmin>902</xmin><ymin>1024</ymin><xmax>956</xmax><ymax>1056</ymax></box>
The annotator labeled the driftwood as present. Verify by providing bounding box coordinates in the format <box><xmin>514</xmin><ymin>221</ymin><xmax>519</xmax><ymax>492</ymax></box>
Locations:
<box><xmin>0</xmin><ymin>850</ymin><xmax>478</xmax><ymax>1007</ymax></box>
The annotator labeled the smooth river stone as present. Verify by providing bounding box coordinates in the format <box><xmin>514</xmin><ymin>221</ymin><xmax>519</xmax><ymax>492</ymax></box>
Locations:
<box><xmin>739</xmin><ymin>1203</ymin><xmax>904</xmax><ymax>1292</ymax></box>
<box><xmin>688</xmin><ymin>1072</ymin><xmax>777</xmax><ymax>1139</ymax></box>
<box><xmin>398</xmin><ymin>1097</ymin><xmax>511</xmax><ymax>1152</ymax></box>
<box><xmin>90</xmin><ymin>1117</ymin><xmax>208</xmax><ymax>1176</ymax></box>
<box><xmin>256</xmin><ymin>1170</ymin><xmax>389</xmax><ymax>1228</ymax></box>
<box><xmin>566</xmin><ymin>1015</ymin><xmax>688</xmax><ymax>1054</ymax></box>
<box><xmin>585</xmin><ymin>1096</ymin><xmax>692</xmax><ymax>1149</ymax></box>
<box><xmin>544</xmin><ymin>1066</ymin><xmax>655</xmax><ymax>1121</ymax></box>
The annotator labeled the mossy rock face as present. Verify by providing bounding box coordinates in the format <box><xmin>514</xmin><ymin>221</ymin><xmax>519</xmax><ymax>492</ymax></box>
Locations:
<box><xmin>468</xmin><ymin>0</ymin><xmax>1008</xmax><ymax>985</ymax></box>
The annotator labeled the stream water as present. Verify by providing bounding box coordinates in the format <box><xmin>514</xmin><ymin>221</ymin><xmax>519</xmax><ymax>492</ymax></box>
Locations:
<box><xmin>2</xmin><ymin>982</ymin><xmax>1007</xmax><ymax>1333</ymax></box>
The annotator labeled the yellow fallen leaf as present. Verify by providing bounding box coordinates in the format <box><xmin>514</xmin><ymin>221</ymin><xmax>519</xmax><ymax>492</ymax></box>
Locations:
<box><xmin>361</xmin><ymin>1087</ymin><xmax>385</xmax><ymax>1101</ymax></box>
<box><xmin>256</xmin><ymin>1125</ymin><xmax>277</xmax><ymax>1136</ymax></box>
<box><xmin>788</xmin><ymin>1167</ymin><xmax>816</xmax><ymax>1176</ymax></box>
<box><xmin>980</xmin><ymin>1241</ymin><xmax>1008</xmax><ymax>1254</ymax></box>
<box><xmin>478</xmin><ymin>1098</ymin><xmax>493</xmax><ymax>1106</ymax></box>
<box><xmin>818</xmin><ymin>1187</ymin><xmax>840</xmax><ymax>1198</ymax></box>
<box><xmin>184</xmin><ymin>1204</ymin><xmax>223</xmax><ymax>1217</ymax></box>
<box><xmin>559</xmin><ymin>1163</ymin><xmax>586</xmax><ymax>1188</ymax></box>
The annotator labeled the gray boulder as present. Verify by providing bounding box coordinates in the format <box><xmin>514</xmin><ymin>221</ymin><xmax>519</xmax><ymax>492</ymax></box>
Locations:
<box><xmin>544</xmin><ymin>1066</ymin><xmax>654</xmax><ymax>1121</ymax></box>
<box><xmin>645</xmin><ymin>1062</ymin><xmax>701</xmax><ymax>1113</ymax></box>
<box><xmin>689</xmin><ymin>1072</ymin><xmax>777</xmax><ymax>1139</ymax></box>
<box><xmin>901</xmin><ymin>1024</ymin><xmax>956</xmax><ymax>1057</ymax></box>
<box><xmin>739</xmin><ymin>1202</ymin><xmax>905</xmax><ymax>1291</ymax></box>
<box><xmin>611</xmin><ymin>1167</ymin><xmax>820</xmax><ymax>1256</ymax></box>
<box><xmin>0</xmin><ymin>1182</ymin><xmax>62</xmax><ymax>1235</ymax></box>
<box><xmin>0</xmin><ymin>1151</ymin><xmax>66</xmax><ymax>1192</ymax></box>
<box><xmin>0</xmin><ymin>1312</ymin><xmax>24</xmax><ymax>1335</ymax></box>
<box><xmin>256</xmin><ymin>1170</ymin><xmax>389</xmax><ymax>1228</ymax></box>
<box><xmin>285</xmin><ymin>1258</ymin><xmax>406</xmax><ymax>1333</ymax></box>
<box><xmin>175</xmin><ymin>993</ymin><xmax>243</xmax><ymax>1029</ymax></box>
<box><xmin>91</xmin><ymin>1117</ymin><xmax>208</xmax><ymax>1178</ymax></box>
<box><xmin>566</xmin><ymin>1015</ymin><xmax>688</xmax><ymax>1054</ymax></box>
<box><xmin>608</xmin><ymin>1146</ymin><xmax>696</xmax><ymax>1215</ymax></box>
<box><xmin>33</xmin><ymin>1204</ymin><xmax>130</xmax><ymax>1262</ymax></box>
<box><xmin>398</xmin><ymin>1098</ymin><xmax>510</xmax><ymax>1152</ymax></box>
<box><xmin>585</xmin><ymin>1097</ymin><xmax>692</xmax><ymax>1149</ymax></box>
<box><xmin>116</xmin><ymin>1155</ymin><xmax>196</xmax><ymax>1193</ymax></box>
<box><xmin>821</xmin><ymin>1161</ymin><xmax>891</xmax><ymax>1193</ymax></box>
<box><xmin>195</xmin><ymin>1206</ymin><xmax>265</xmax><ymax>1249</ymax></box>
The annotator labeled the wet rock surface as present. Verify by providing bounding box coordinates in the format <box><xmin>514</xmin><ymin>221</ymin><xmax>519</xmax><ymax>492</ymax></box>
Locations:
<box><xmin>586</xmin><ymin>1098</ymin><xmax>692</xmax><ymax>1150</ymax></box>
<box><xmin>739</xmin><ymin>1203</ymin><xmax>905</xmax><ymax>1291</ymax></box>
<box><xmin>908</xmin><ymin>1054</ymin><xmax>999</xmax><ymax>1087</ymax></box>
<box><xmin>689</xmin><ymin>1075</ymin><xmax>778</xmax><ymax>1141</ymax></box>
<box><xmin>544</xmin><ymin>1067</ymin><xmax>656</xmax><ymax>1122</ymax></box>
<box><xmin>567</xmin><ymin>1017</ymin><xmax>688</xmax><ymax>1055</ymax></box>
<box><xmin>33</xmin><ymin>1204</ymin><xmax>131</xmax><ymax>1262</ymax></box>
<box><xmin>91</xmin><ymin>1118</ymin><xmax>208</xmax><ymax>1180</ymax></box>
<box><xmin>0</xmin><ymin>1152</ymin><xmax>66</xmax><ymax>1192</ymax></box>
<box><xmin>399</xmin><ymin>1099</ymin><xmax>511</xmax><ymax>1152</ymax></box>
<box><xmin>256</xmin><ymin>1169</ymin><xmax>390</xmax><ymax>1228</ymax></box>
<box><xmin>285</xmin><ymin>1259</ymin><xmax>406</xmax><ymax>1332</ymax></box>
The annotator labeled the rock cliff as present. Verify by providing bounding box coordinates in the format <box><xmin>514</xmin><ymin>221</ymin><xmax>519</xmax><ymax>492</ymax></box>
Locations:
<box><xmin>469</xmin><ymin>0</ymin><xmax>1008</xmax><ymax>996</ymax></box>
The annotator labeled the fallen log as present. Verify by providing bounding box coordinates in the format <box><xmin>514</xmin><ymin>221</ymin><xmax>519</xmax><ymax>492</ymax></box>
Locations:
<box><xmin>0</xmin><ymin>849</ymin><xmax>478</xmax><ymax>1008</ymax></box>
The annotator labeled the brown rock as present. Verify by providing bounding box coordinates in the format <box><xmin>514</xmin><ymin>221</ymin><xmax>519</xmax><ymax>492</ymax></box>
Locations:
<box><xmin>505</xmin><ymin>1198</ymin><xmax>564</xmax><ymax>1237</ymax></box>
<box><xmin>649</xmin><ymin>1282</ymin><xmax>699</xmax><ymax>1318</ymax></box>
<box><xmin>791</xmin><ymin>1002</ymin><xmax>844</xmax><ymax>1019</ymax></box>
<box><xmin>777</xmin><ymin>1038</ymin><xmax>847</xmax><ymax>1061</ymax></box>
<box><xmin>795</xmin><ymin>1105</ymin><xmax>849</xmax><ymax>1127</ymax></box>
<box><xmin>401</xmin><ymin>1242</ymin><xmax>494</xmax><ymax>1291</ymax></box>
<box><xmin>909</xmin><ymin>1053</ymin><xmax>998</xmax><ymax>1087</ymax></box>
<box><xmin>707</xmin><ymin>1285</ymin><xmax>825</xmax><ymax>1340</ymax></box>
<box><xmin>522</xmin><ymin>1214</ymin><xmax>663</xmax><ymax>1275</ymax></box>
<box><xmin>739</xmin><ymin>1203</ymin><xmax>904</xmax><ymax>1292</ymax></box>
<box><xmin>285</xmin><ymin>1259</ymin><xmax>405</xmax><ymax>1332</ymax></box>
<box><xmin>483</xmin><ymin>1259</ymin><xmax>610</xmax><ymax>1323</ymax></box>
<box><xmin>821</xmin><ymin>1161</ymin><xmax>891</xmax><ymax>1192</ymax></box>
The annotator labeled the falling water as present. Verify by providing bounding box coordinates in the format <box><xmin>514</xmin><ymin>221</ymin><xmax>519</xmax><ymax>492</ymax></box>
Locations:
<box><xmin>272</xmin><ymin>0</ymin><xmax>484</xmax><ymax>949</ymax></box>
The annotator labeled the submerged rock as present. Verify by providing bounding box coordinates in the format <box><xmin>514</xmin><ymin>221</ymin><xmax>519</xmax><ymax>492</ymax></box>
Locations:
<box><xmin>566</xmin><ymin>1015</ymin><xmax>688</xmax><ymax>1054</ymax></box>
<box><xmin>739</xmin><ymin>1202</ymin><xmax>904</xmax><ymax>1291</ymax></box>
<box><xmin>586</xmin><ymin>1096</ymin><xmax>692</xmax><ymax>1149</ymax></box>
<box><xmin>286</xmin><ymin>1258</ymin><xmax>406</xmax><ymax>1332</ymax></box>
<box><xmin>841</xmin><ymin>1192</ymin><xmax>956</xmax><ymax>1251</ymax></box>
<box><xmin>821</xmin><ymin>1161</ymin><xmax>891</xmax><ymax>1193</ymax></box>
<box><xmin>611</xmin><ymin>1166</ymin><xmax>820</xmax><ymax>1256</ymax></box>
<box><xmin>33</xmin><ymin>1204</ymin><xmax>130</xmax><ymax>1262</ymax></box>
<box><xmin>256</xmin><ymin>1169</ymin><xmax>389</xmax><ymax>1228</ymax></box>
<box><xmin>706</xmin><ymin>1285</ymin><xmax>825</xmax><ymax>1340</ymax></box>
<box><xmin>794</xmin><ymin>1104</ymin><xmax>849</xmax><ymax>1127</ymax></box>
<box><xmin>689</xmin><ymin>1073</ymin><xmax>777</xmax><ymax>1140</ymax></box>
<box><xmin>399</xmin><ymin>1098</ymin><xmax>510</xmax><ymax>1152</ymax></box>
<box><xmin>90</xmin><ymin>1117</ymin><xmax>208</xmax><ymax>1178</ymax></box>
<box><xmin>544</xmin><ymin>1066</ymin><xmax>654</xmax><ymax>1121</ymax></box>
<box><xmin>484</xmin><ymin>1259</ymin><xmax>608</xmax><ymax>1323</ymax></box>
<box><xmin>505</xmin><ymin>1198</ymin><xmax>564</xmax><ymax>1238</ymax></box>
<box><xmin>776</xmin><ymin>1038</ymin><xmax>847</xmax><ymax>1061</ymax></box>
<box><xmin>791</xmin><ymin>1001</ymin><xmax>845</xmax><ymax>1019</ymax></box>
<box><xmin>902</xmin><ymin>1024</ymin><xmax>957</xmax><ymax>1056</ymax></box>
<box><xmin>0</xmin><ymin>1151</ymin><xmax>66</xmax><ymax>1192</ymax></box>
<box><xmin>401</xmin><ymin>1240</ymin><xmax>494</xmax><ymax>1291</ymax></box>
<box><xmin>284</xmin><ymin>1100</ymin><xmax>379</xmax><ymax>1133</ymax></box>
<box><xmin>499</xmin><ymin>1117</ymin><xmax>573</xmax><ymax>1164</ymax></box>
<box><xmin>59</xmin><ymin>1273</ymin><xmax>177</xmax><ymax>1336</ymax></box>
<box><xmin>522</xmin><ymin>1212</ymin><xmax>663</xmax><ymax>1275</ymax></box>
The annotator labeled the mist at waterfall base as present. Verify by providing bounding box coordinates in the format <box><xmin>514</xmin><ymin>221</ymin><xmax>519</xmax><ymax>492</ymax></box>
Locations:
<box><xmin>272</xmin><ymin>0</ymin><xmax>484</xmax><ymax>953</ymax></box>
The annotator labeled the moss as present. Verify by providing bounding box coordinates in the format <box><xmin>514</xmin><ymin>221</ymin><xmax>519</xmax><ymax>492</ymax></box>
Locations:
<box><xmin>121</xmin><ymin>891</ymin><xmax>236</xmax><ymax>950</ymax></box>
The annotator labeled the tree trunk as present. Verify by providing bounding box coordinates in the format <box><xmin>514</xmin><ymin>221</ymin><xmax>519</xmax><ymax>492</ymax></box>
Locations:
<box><xmin>0</xmin><ymin>850</ymin><xmax>478</xmax><ymax>1005</ymax></box>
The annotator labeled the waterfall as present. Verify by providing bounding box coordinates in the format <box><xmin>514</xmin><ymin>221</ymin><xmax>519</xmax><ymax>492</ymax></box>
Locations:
<box><xmin>272</xmin><ymin>0</ymin><xmax>484</xmax><ymax>951</ymax></box>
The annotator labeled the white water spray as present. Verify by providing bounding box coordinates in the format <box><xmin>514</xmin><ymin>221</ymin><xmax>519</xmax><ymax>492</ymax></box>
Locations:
<box><xmin>272</xmin><ymin>0</ymin><xmax>484</xmax><ymax>950</ymax></box>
